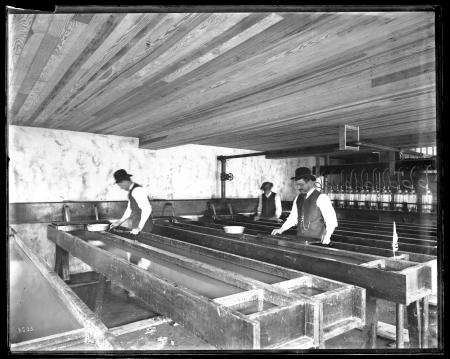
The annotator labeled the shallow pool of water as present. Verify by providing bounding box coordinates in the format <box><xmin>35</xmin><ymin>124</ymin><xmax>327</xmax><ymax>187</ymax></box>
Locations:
<box><xmin>9</xmin><ymin>241</ymin><xmax>82</xmax><ymax>344</ymax></box>
<box><xmin>74</xmin><ymin>232</ymin><xmax>243</xmax><ymax>299</ymax></box>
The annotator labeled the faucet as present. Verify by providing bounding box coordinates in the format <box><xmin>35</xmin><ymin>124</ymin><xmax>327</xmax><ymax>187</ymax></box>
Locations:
<box><xmin>93</xmin><ymin>204</ymin><xmax>99</xmax><ymax>221</ymax></box>
<box><xmin>63</xmin><ymin>205</ymin><xmax>71</xmax><ymax>223</ymax></box>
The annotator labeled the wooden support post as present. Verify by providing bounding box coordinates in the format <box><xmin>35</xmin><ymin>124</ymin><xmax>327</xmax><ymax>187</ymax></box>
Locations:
<box><xmin>363</xmin><ymin>294</ymin><xmax>378</xmax><ymax>348</ymax></box>
<box><xmin>94</xmin><ymin>275</ymin><xmax>107</xmax><ymax>316</ymax></box>
<box><xmin>86</xmin><ymin>284</ymin><xmax>97</xmax><ymax>310</ymax></box>
<box><xmin>396</xmin><ymin>303</ymin><xmax>405</xmax><ymax>348</ymax></box>
<box><xmin>407</xmin><ymin>300</ymin><xmax>422</xmax><ymax>348</ymax></box>
<box><xmin>54</xmin><ymin>245</ymin><xmax>70</xmax><ymax>281</ymax></box>
<box><xmin>421</xmin><ymin>296</ymin><xmax>429</xmax><ymax>348</ymax></box>
<box><xmin>318</xmin><ymin>303</ymin><xmax>325</xmax><ymax>349</ymax></box>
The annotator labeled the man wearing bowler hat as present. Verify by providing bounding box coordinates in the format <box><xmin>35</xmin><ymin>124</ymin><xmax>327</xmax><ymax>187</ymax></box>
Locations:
<box><xmin>271</xmin><ymin>167</ymin><xmax>337</xmax><ymax>246</ymax></box>
<box><xmin>110</xmin><ymin>169</ymin><xmax>153</xmax><ymax>235</ymax></box>
<box><xmin>254</xmin><ymin>181</ymin><xmax>282</xmax><ymax>222</ymax></box>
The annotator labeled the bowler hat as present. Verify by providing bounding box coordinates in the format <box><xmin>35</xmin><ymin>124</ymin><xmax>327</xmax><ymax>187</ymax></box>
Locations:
<box><xmin>260</xmin><ymin>181</ymin><xmax>274</xmax><ymax>190</ymax></box>
<box><xmin>114</xmin><ymin>169</ymin><xmax>133</xmax><ymax>183</ymax></box>
<box><xmin>291</xmin><ymin>167</ymin><xmax>316</xmax><ymax>181</ymax></box>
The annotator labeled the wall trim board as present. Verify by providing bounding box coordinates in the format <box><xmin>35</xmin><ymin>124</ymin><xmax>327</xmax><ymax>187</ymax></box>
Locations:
<box><xmin>9</xmin><ymin>198</ymin><xmax>437</xmax><ymax>225</ymax></box>
<box><xmin>8</xmin><ymin>198</ymin><xmax>259</xmax><ymax>224</ymax></box>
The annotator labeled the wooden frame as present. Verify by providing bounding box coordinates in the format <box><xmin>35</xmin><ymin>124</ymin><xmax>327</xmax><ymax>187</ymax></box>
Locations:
<box><xmin>339</xmin><ymin>124</ymin><xmax>360</xmax><ymax>151</ymax></box>
<box><xmin>150</xmin><ymin>221</ymin><xmax>433</xmax><ymax>348</ymax></box>
<box><xmin>48</xmin><ymin>226</ymin><xmax>318</xmax><ymax>349</ymax></box>
<box><xmin>112</xmin><ymin>227</ymin><xmax>365</xmax><ymax>346</ymax></box>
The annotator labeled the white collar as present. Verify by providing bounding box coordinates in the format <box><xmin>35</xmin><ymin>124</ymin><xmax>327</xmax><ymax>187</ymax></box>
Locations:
<box><xmin>128</xmin><ymin>182</ymin><xmax>134</xmax><ymax>191</ymax></box>
<box><xmin>264</xmin><ymin>191</ymin><xmax>273</xmax><ymax>197</ymax></box>
<box><xmin>305</xmin><ymin>188</ymin><xmax>315</xmax><ymax>198</ymax></box>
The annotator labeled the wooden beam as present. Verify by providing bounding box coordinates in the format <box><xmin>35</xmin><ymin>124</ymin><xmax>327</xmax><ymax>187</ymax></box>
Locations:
<box><xmin>54</xmin><ymin>245</ymin><xmax>70</xmax><ymax>281</ymax></box>
<box><xmin>108</xmin><ymin>317</ymin><xmax>170</xmax><ymax>337</ymax></box>
<box><xmin>396</xmin><ymin>303</ymin><xmax>405</xmax><ymax>348</ymax></box>
<box><xmin>407</xmin><ymin>300</ymin><xmax>422</xmax><ymax>348</ymax></box>
<box><xmin>421</xmin><ymin>296</ymin><xmax>430</xmax><ymax>348</ymax></box>
<box><xmin>10</xmin><ymin>328</ymin><xmax>86</xmax><ymax>351</ymax></box>
<box><xmin>363</xmin><ymin>295</ymin><xmax>378</xmax><ymax>349</ymax></box>
<box><xmin>94</xmin><ymin>274</ymin><xmax>107</xmax><ymax>316</ymax></box>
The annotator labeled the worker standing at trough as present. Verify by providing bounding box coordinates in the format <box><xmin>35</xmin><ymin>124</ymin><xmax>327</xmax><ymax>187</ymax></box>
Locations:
<box><xmin>271</xmin><ymin>167</ymin><xmax>337</xmax><ymax>246</ymax></box>
<box><xmin>110</xmin><ymin>169</ymin><xmax>153</xmax><ymax>236</ymax></box>
<box><xmin>254</xmin><ymin>181</ymin><xmax>283</xmax><ymax>222</ymax></box>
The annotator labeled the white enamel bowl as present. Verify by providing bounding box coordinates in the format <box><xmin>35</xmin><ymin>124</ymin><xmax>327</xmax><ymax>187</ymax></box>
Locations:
<box><xmin>223</xmin><ymin>226</ymin><xmax>245</xmax><ymax>234</ymax></box>
<box><xmin>86</xmin><ymin>223</ymin><xmax>110</xmax><ymax>232</ymax></box>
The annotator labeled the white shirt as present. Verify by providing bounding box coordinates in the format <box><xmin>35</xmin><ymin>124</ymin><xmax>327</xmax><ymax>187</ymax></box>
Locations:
<box><xmin>279</xmin><ymin>188</ymin><xmax>338</xmax><ymax>244</ymax></box>
<box><xmin>120</xmin><ymin>183</ymin><xmax>152</xmax><ymax>230</ymax></box>
<box><xmin>257</xmin><ymin>191</ymin><xmax>282</xmax><ymax>218</ymax></box>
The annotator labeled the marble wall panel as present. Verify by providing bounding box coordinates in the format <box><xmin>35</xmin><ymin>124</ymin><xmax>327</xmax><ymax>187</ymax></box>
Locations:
<box><xmin>8</xmin><ymin>125</ymin><xmax>316</xmax><ymax>269</ymax></box>
<box><xmin>9</xmin><ymin>125</ymin><xmax>138</xmax><ymax>202</ymax></box>
<box><xmin>9</xmin><ymin>126</ymin><xmax>315</xmax><ymax>202</ymax></box>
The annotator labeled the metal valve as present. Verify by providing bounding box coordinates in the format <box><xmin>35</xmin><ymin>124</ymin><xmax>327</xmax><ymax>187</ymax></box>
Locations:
<box><xmin>220</xmin><ymin>172</ymin><xmax>234</xmax><ymax>181</ymax></box>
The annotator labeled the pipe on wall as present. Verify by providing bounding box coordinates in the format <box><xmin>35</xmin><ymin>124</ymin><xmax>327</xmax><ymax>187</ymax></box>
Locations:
<box><xmin>219</xmin><ymin>157</ymin><xmax>227</xmax><ymax>199</ymax></box>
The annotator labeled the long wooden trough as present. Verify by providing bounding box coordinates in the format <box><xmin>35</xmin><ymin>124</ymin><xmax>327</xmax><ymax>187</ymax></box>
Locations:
<box><xmin>152</xmin><ymin>221</ymin><xmax>432</xmax><ymax>304</ymax></box>
<box><xmin>9</xmin><ymin>232</ymin><xmax>120</xmax><ymax>351</ymax></box>
<box><xmin>149</xmin><ymin>220</ymin><xmax>433</xmax><ymax>348</ymax></box>
<box><xmin>48</xmin><ymin>224</ymin><xmax>365</xmax><ymax>349</ymax></box>
<box><xmin>111</xmin><ymin>227</ymin><xmax>365</xmax><ymax>345</ymax></box>
<box><xmin>332</xmin><ymin>218</ymin><xmax>437</xmax><ymax>238</ymax></box>
<box><xmin>186</xmin><ymin>216</ymin><xmax>437</xmax><ymax>296</ymax></box>
<box><xmin>215</xmin><ymin>215</ymin><xmax>437</xmax><ymax>256</ymax></box>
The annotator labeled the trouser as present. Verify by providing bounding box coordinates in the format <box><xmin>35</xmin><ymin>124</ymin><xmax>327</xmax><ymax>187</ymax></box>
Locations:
<box><xmin>129</xmin><ymin>218</ymin><xmax>153</xmax><ymax>264</ymax></box>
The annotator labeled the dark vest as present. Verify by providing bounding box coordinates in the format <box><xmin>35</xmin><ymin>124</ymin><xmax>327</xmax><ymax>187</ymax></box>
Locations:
<box><xmin>261</xmin><ymin>192</ymin><xmax>277</xmax><ymax>218</ymax></box>
<box><xmin>128</xmin><ymin>183</ymin><xmax>153</xmax><ymax>232</ymax></box>
<box><xmin>296</xmin><ymin>190</ymin><xmax>325</xmax><ymax>240</ymax></box>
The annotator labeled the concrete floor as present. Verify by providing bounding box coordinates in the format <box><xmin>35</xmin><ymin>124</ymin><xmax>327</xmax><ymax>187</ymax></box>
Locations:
<box><xmin>67</xmin><ymin>283</ymin><xmax>437</xmax><ymax>351</ymax></box>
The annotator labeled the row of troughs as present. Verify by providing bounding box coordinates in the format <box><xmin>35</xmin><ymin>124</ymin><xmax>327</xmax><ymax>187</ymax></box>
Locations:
<box><xmin>321</xmin><ymin>165</ymin><xmax>435</xmax><ymax>213</ymax></box>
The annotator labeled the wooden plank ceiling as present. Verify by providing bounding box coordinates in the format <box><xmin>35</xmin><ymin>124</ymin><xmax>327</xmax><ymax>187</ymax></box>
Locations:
<box><xmin>8</xmin><ymin>12</ymin><xmax>436</xmax><ymax>151</ymax></box>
